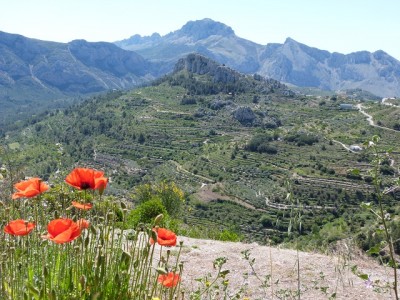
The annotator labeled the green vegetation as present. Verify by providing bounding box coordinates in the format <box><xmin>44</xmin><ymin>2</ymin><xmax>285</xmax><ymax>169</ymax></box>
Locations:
<box><xmin>244</xmin><ymin>133</ymin><xmax>278</xmax><ymax>154</ymax></box>
<box><xmin>1</xmin><ymin>68</ymin><xmax>400</xmax><ymax>252</ymax></box>
<box><xmin>0</xmin><ymin>168</ymin><xmax>185</xmax><ymax>299</ymax></box>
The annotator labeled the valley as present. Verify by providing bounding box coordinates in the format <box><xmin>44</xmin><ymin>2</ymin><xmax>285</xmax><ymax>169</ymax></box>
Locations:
<box><xmin>1</xmin><ymin>8</ymin><xmax>400</xmax><ymax>299</ymax></box>
<box><xmin>2</xmin><ymin>54</ymin><xmax>400</xmax><ymax>251</ymax></box>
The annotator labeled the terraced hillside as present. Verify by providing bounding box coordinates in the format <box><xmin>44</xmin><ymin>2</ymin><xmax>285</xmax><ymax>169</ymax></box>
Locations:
<box><xmin>2</xmin><ymin>54</ymin><xmax>400</xmax><ymax>246</ymax></box>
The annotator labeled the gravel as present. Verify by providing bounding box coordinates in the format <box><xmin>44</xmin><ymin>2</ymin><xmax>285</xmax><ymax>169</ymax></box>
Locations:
<box><xmin>166</xmin><ymin>236</ymin><xmax>396</xmax><ymax>300</ymax></box>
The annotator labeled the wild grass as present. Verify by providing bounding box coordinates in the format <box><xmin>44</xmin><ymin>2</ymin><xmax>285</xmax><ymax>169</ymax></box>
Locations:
<box><xmin>0</xmin><ymin>167</ymin><xmax>184</xmax><ymax>300</ymax></box>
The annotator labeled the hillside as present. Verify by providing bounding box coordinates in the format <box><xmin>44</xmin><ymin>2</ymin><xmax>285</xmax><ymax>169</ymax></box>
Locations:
<box><xmin>116</xmin><ymin>18</ymin><xmax>400</xmax><ymax>97</ymax></box>
<box><xmin>2</xmin><ymin>18</ymin><xmax>400</xmax><ymax>126</ymax></box>
<box><xmin>3</xmin><ymin>54</ymin><xmax>400</xmax><ymax>249</ymax></box>
<box><xmin>0</xmin><ymin>31</ymin><xmax>158</xmax><ymax>125</ymax></box>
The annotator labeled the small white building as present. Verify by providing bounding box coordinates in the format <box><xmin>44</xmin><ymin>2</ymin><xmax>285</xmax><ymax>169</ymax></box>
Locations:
<box><xmin>350</xmin><ymin>145</ymin><xmax>362</xmax><ymax>151</ymax></box>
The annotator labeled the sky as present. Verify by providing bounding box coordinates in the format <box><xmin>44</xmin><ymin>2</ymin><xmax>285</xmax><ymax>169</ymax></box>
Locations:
<box><xmin>1</xmin><ymin>0</ymin><xmax>400</xmax><ymax>61</ymax></box>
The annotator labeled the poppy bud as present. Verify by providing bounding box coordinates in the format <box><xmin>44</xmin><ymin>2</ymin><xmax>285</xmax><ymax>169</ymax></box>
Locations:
<box><xmin>156</xmin><ymin>267</ymin><xmax>168</xmax><ymax>275</ymax></box>
<box><xmin>154</xmin><ymin>214</ymin><xmax>164</xmax><ymax>225</ymax></box>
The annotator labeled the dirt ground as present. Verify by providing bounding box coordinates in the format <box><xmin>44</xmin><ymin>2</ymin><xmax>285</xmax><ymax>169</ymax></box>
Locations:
<box><xmin>168</xmin><ymin>236</ymin><xmax>397</xmax><ymax>300</ymax></box>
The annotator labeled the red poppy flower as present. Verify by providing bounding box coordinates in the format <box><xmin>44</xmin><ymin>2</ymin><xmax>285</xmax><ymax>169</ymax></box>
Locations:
<box><xmin>94</xmin><ymin>172</ymin><xmax>108</xmax><ymax>194</ymax></box>
<box><xmin>150</xmin><ymin>228</ymin><xmax>177</xmax><ymax>246</ymax></box>
<box><xmin>44</xmin><ymin>218</ymin><xmax>81</xmax><ymax>244</ymax></box>
<box><xmin>77</xmin><ymin>218</ymin><xmax>90</xmax><ymax>230</ymax></box>
<box><xmin>12</xmin><ymin>178</ymin><xmax>49</xmax><ymax>199</ymax></box>
<box><xmin>65</xmin><ymin>168</ymin><xmax>107</xmax><ymax>191</ymax></box>
<box><xmin>4</xmin><ymin>219</ymin><xmax>35</xmax><ymax>236</ymax></box>
<box><xmin>157</xmin><ymin>272</ymin><xmax>180</xmax><ymax>288</ymax></box>
<box><xmin>72</xmin><ymin>201</ymin><xmax>93</xmax><ymax>210</ymax></box>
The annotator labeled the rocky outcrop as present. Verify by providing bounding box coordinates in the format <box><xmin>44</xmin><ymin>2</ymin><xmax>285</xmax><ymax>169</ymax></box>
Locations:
<box><xmin>233</xmin><ymin>106</ymin><xmax>257</xmax><ymax>125</ymax></box>
<box><xmin>174</xmin><ymin>53</ymin><xmax>240</xmax><ymax>84</ymax></box>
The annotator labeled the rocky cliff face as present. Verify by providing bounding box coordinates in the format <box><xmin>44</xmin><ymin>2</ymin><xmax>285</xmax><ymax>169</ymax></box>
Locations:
<box><xmin>173</xmin><ymin>53</ymin><xmax>293</xmax><ymax>97</ymax></box>
<box><xmin>174</xmin><ymin>53</ymin><xmax>241</xmax><ymax>84</ymax></box>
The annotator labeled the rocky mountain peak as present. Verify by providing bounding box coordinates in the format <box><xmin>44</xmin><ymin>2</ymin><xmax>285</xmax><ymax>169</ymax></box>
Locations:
<box><xmin>284</xmin><ymin>37</ymin><xmax>297</xmax><ymax>44</ymax></box>
<box><xmin>177</xmin><ymin>18</ymin><xmax>235</xmax><ymax>40</ymax></box>
<box><xmin>117</xmin><ymin>32</ymin><xmax>162</xmax><ymax>46</ymax></box>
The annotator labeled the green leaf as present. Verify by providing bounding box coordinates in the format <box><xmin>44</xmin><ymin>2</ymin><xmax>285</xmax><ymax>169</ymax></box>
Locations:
<box><xmin>367</xmin><ymin>244</ymin><xmax>381</xmax><ymax>255</ymax></box>
<box><xmin>349</xmin><ymin>169</ymin><xmax>360</xmax><ymax>175</ymax></box>
<box><xmin>219</xmin><ymin>270</ymin><xmax>230</xmax><ymax>277</ymax></box>
<box><xmin>388</xmin><ymin>259</ymin><xmax>398</xmax><ymax>268</ymax></box>
<box><xmin>156</xmin><ymin>267</ymin><xmax>168</xmax><ymax>275</ymax></box>
<box><xmin>121</xmin><ymin>250</ymin><xmax>131</xmax><ymax>266</ymax></box>
<box><xmin>372</xmin><ymin>135</ymin><xmax>380</xmax><ymax>143</ymax></box>
<box><xmin>26</xmin><ymin>283</ymin><xmax>40</xmax><ymax>300</ymax></box>
<box><xmin>350</xmin><ymin>265</ymin><xmax>358</xmax><ymax>274</ymax></box>
<box><xmin>358</xmin><ymin>274</ymin><xmax>369</xmax><ymax>280</ymax></box>
<box><xmin>150</xmin><ymin>229</ymin><xmax>157</xmax><ymax>241</ymax></box>
<box><xmin>360</xmin><ymin>202</ymin><xmax>372</xmax><ymax>210</ymax></box>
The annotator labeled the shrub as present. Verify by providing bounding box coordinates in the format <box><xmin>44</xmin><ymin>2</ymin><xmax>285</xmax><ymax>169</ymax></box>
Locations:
<box><xmin>257</xmin><ymin>142</ymin><xmax>278</xmax><ymax>154</ymax></box>
<box><xmin>286</xmin><ymin>133</ymin><xmax>319</xmax><ymax>146</ymax></box>
<box><xmin>245</xmin><ymin>134</ymin><xmax>273</xmax><ymax>152</ymax></box>
<box><xmin>260</xmin><ymin>214</ymin><xmax>274</xmax><ymax>227</ymax></box>
<box><xmin>133</xmin><ymin>181</ymin><xmax>185</xmax><ymax>217</ymax></box>
<box><xmin>126</xmin><ymin>198</ymin><xmax>168</xmax><ymax>227</ymax></box>
<box><xmin>218</xmin><ymin>228</ymin><xmax>241</xmax><ymax>242</ymax></box>
<box><xmin>380</xmin><ymin>165</ymin><xmax>395</xmax><ymax>175</ymax></box>
<box><xmin>181</xmin><ymin>97</ymin><xmax>197</xmax><ymax>105</ymax></box>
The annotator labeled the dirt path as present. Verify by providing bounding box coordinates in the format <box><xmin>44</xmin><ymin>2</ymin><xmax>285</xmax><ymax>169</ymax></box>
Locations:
<box><xmin>170</xmin><ymin>160</ymin><xmax>215</xmax><ymax>183</ymax></box>
<box><xmin>152</xmin><ymin>105</ymin><xmax>192</xmax><ymax>115</ymax></box>
<box><xmin>332</xmin><ymin>139</ymin><xmax>358</xmax><ymax>153</ymax></box>
<box><xmin>357</xmin><ymin>104</ymin><xmax>399</xmax><ymax>133</ymax></box>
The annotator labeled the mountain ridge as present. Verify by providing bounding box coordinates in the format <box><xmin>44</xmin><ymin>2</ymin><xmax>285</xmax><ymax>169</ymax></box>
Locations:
<box><xmin>115</xmin><ymin>18</ymin><xmax>400</xmax><ymax>97</ymax></box>
<box><xmin>0</xmin><ymin>31</ymin><xmax>158</xmax><ymax>124</ymax></box>
<box><xmin>2</xmin><ymin>18</ymin><xmax>400</xmax><ymax>125</ymax></box>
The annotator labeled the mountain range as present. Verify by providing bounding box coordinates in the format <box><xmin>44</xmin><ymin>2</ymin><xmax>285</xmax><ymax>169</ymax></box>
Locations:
<box><xmin>1</xmin><ymin>18</ymin><xmax>400</xmax><ymax>124</ymax></box>
<box><xmin>116</xmin><ymin>19</ymin><xmax>400</xmax><ymax>98</ymax></box>
<box><xmin>0</xmin><ymin>31</ymin><xmax>159</xmax><ymax>124</ymax></box>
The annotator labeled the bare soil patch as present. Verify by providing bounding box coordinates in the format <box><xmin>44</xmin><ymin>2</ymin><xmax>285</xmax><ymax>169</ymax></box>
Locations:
<box><xmin>170</xmin><ymin>236</ymin><xmax>395</xmax><ymax>299</ymax></box>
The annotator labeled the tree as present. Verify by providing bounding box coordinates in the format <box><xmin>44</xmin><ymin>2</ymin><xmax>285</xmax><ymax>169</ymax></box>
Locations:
<box><xmin>138</xmin><ymin>133</ymin><xmax>145</xmax><ymax>144</ymax></box>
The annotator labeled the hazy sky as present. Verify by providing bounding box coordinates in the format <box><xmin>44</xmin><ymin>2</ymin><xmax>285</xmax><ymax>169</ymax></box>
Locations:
<box><xmin>1</xmin><ymin>0</ymin><xmax>399</xmax><ymax>60</ymax></box>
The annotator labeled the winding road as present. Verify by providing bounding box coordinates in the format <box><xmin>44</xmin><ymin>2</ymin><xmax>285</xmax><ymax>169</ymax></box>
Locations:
<box><xmin>356</xmin><ymin>103</ymin><xmax>399</xmax><ymax>133</ymax></box>
<box><xmin>331</xmin><ymin>139</ymin><xmax>358</xmax><ymax>153</ymax></box>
